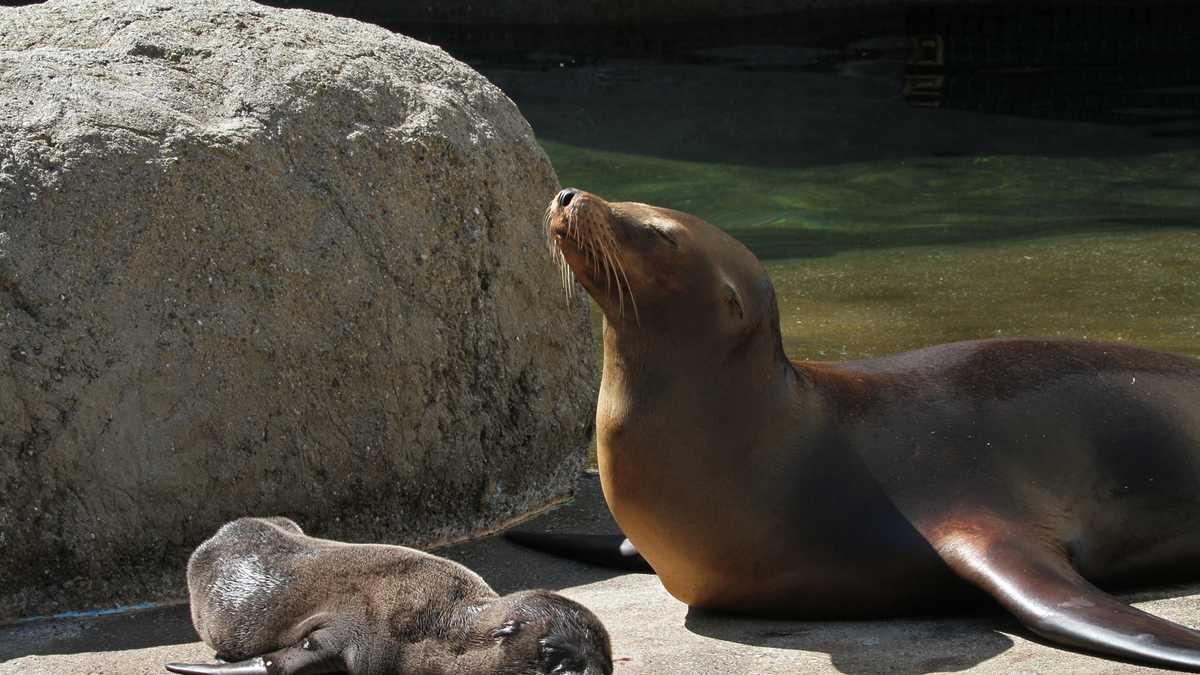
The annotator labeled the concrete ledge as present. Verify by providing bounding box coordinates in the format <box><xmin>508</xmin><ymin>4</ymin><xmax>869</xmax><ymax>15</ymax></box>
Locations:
<box><xmin>1</xmin><ymin>474</ymin><xmax>1194</xmax><ymax>674</ymax></box>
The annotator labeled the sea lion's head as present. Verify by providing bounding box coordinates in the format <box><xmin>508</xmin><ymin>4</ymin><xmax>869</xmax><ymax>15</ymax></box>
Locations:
<box><xmin>545</xmin><ymin>188</ymin><xmax>782</xmax><ymax>361</ymax></box>
<box><xmin>474</xmin><ymin>589</ymin><xmax>613</xmax><ymax>675</ymax></box>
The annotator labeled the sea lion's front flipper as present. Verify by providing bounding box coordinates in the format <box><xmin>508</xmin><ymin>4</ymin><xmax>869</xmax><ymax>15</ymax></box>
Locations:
<box><xmin>932</xmin><ymin>525</ymin><xmax>1200</xmax><ymax>671</ymax></box>
<box><xmin>165</xmin><ymin>630</ymin><xmax>346</xmax><ymax>675</ymax></box>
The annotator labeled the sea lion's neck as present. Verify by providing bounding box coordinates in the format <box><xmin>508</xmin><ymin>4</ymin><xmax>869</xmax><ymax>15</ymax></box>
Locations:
<box><xmin>597</xmin><ymin>322</ymin><xmax>683</xmax><ymax>388</ymax></box>
<box><xmin>594</xmin><ymin>318</ymin><xmax>826</xmax><ymax>599</ymax></box>
<box><xmin>596</xmin><ymin>320</ymin><xmax>804</xmax><ymax>464</ymax></box>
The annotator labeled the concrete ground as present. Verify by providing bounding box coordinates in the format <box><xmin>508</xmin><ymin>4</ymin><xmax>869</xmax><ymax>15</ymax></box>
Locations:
<box><xmin>2</xmin><ymin>473</ymin><xmax>1197</xmax><ymax>675</ymax></box>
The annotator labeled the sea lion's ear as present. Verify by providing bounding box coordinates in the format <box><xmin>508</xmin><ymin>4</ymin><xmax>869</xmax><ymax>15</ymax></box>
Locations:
<box><xmin>722</xmin><ymin>282</ymin><xmax>744</xmax><ymax>321</ymax></box>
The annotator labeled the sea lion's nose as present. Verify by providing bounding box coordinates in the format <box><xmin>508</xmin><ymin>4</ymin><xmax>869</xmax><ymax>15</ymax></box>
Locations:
<box><xmin>557</xmin><ymin>188</ymin><xmax>578</xmax><ymax>208</ymax></box>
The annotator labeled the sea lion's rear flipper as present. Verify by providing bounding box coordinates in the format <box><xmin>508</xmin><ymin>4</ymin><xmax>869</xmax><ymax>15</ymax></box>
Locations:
<box><xmin>503</xmin><ymin>531</ymin><xmax>653</xmax><ymax>572</ymax></box>
<box><xmin>165</xmin><ymin>630</ymin><xmax>346</xmax><ymax>675</ymax></box>
<box><xmin>932</xmin><ymin>526</ymin><xmax>1200</xmax><ymax>671</ymax></box>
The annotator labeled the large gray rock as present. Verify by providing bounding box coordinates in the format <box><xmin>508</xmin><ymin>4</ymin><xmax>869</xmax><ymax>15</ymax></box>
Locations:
<box><xmin>0</xmin><ymin>0</ymin><xmax>597</xmax><ymax>620</ymax></box>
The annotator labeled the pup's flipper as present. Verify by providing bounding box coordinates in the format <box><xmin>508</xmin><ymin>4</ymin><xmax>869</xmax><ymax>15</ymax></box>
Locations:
<box><xmin>165</xmin><ymin>659</ymin><xmax>270</xmax><ymax>675</ymax></box>
<box><xmin>165</xmin><ymin>631</ymin><xmax>346</xmax><ymax>675</ymax></box>
<box><xmin>931</xmin><ymin>523</ymin><xmax>1200</xmax><ymax>671</ymax></box>
<box><xmin>503</xmin><ymin>531</ymin><xmax>653</xmax><ymax>572</ymax></box>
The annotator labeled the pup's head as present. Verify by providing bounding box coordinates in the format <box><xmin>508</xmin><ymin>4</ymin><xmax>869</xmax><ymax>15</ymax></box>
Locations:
<box><xmin>478</xmin><ymin>589</ymin><xmax>613</xmax><ymax>675</ymax></box>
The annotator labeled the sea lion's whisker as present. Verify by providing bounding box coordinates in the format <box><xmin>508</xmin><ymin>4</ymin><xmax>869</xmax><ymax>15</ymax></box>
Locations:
<box><xmin>603</xmin><ymin>233</ymin><xmax>619</xmax><ymax>293</ymax></box>
<box><xmin>600</xmin><ymin>236</ymin><xmax>628</xmax><ymax>319</ymax></box>
<box><xmin>561</xmin><ymin>251</ymin><xmax>575</xmax><ymax>302</ymax></box>
<box><xmin>609</xmin><ymin>245</ymin><xmax>639</xmax><ymax>325</ymax></box>
<box><xmin>542</xmin><ymin>199</ymin><xmax>634</xmax><ymax>317</ymax></box>
<box><xmin>593</xmin><ymin>233</ymin><xmax>621</xmax><ymax>316</ymax></box>
<box><xmin>594</xmin><ymin>230</ymin><xmax>614</xmax><ymax>291</ymax></box>
<box><xmin>558</xmin><ymin>253</ymin><xmax>565</xmax><ymax>299</ymax></box>
<box><xmin>594</xmin><ymin>227</ymin><xmax>636</xmax><ymax>324</ymax></box>
<box><xmin>585</xmin><ymin>228</ymin><xmax>598</xmax><ymax>270</ymax></box>
<box><xmin>546</xmin><ymin>203</ymin><xmax>579</xmax><ymax>304</ymax></box>
<box><xmin>593</xmin><ymin>227</ymin><xmax>614</xmax><ymax>292</ymax></box>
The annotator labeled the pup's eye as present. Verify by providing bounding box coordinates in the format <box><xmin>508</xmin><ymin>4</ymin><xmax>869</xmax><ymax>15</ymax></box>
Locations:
<box><xmin>540</xmin><ymin>642</ymin><xmax>582</xmax><ymax>673</ymax></box>
<box><xmin>491</xmin><ymin>620</ymin><xmax>521</xmax><ymax>639</ymax></box>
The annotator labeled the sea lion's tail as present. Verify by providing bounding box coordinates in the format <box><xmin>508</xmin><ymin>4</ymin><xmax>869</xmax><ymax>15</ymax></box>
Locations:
<box><xmin>504</xmin><ymin>531</ymin><xmax>653</xmax><ymax>573</ymax></box>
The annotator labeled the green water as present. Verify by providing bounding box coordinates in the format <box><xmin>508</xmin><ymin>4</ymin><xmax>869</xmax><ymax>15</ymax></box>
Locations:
<box><xmin>484</xmin><ymin>57</ymin><xmax>1200</xmax><ymax>362</ymax></box>
<box><xmin>543</xmin><ymin>141</ymin><xmax>1200</xmax><ymax>360</ymax></box>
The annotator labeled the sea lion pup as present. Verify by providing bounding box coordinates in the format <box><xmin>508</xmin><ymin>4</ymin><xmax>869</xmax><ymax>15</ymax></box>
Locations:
<box><xmin>164</xmin><ymin>517</ymin><xmax>612</xmax><ymax>675</ymax></box>
<box><xmin>516</xmin><ymin>187</ymin><xmax>1200</xmax><ymax>670</ymax></box>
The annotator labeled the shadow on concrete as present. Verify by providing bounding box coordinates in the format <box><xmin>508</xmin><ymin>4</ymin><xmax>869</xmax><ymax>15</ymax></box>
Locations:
<box><xmin>0</xmin><ymin>603</ymin><xmax>196</xmax><ymax>661</ymax></box>
<box><xmin>684</xmin><ymin>607</ymin><xmax>1018</xmax><ymax>674</ymax></box>
<box><xmin>681</xmin><ymin>578</ymin><xmax>1200</xmax><ymax>674</ymax></box>
<box><xmin>438</xmin><ymin>534</ymin><xmax>650</xmax><ymax>597</ymax></box>
<box><xmin>435</xmin><ymin>473</ymin><xmax>653</xmax><ymax>596</ymax></box>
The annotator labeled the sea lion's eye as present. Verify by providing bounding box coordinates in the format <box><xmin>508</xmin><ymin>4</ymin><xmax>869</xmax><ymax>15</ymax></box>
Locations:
<box><xmin>650</xmin><ymin>225</ymin><xmax>678</xmax><ymax>248</ymax></box>
<box><xmin>722</xmin><ymin>283</ymin><xmax>744</xmax><ymax>320</ymax></box>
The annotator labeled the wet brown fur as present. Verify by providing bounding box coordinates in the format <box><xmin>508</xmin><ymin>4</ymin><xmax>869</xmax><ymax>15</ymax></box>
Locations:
<box><xmin>176</xmin><ymin>517</ymin><xmax>612</xmax><ymax>675</ymax></box>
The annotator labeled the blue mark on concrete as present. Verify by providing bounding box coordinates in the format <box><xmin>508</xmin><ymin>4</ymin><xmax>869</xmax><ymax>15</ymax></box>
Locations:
<box><xmin>13</xmin><ymin>601</ymin><xmax>162</xmax><ymax>625</ymax></box>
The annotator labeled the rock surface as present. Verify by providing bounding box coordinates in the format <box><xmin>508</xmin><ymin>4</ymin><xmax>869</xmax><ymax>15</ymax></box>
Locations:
<box><xmin>0</xmin><ymin>0</ymin><xmax>596</xmax><ymax>620</ymax></box>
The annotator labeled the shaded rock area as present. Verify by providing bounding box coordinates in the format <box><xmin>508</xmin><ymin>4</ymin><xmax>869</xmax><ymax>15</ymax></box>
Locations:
<box><xmin>0</xmin><ymin>475</ymin><xmax>1192</xmax><ymax>674</ymax></box>
<box><xmin>0</xmin><ymin>0</ymin><xmax>596</xmax><ymax>621</ymax></box>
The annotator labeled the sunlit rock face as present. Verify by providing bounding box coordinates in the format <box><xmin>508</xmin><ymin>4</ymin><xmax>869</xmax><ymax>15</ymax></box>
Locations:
<box><xmin>0</xmin><ymin>0</ymin><xmax>596</xmax><ymax>620</ymax></box>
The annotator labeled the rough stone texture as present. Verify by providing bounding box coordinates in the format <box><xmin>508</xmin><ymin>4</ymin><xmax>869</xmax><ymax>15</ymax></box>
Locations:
<box><xmin>0</xmin><ymin>0</ymin><xmax>596</xmax><ymax>620</ymax></box>
<box><xmin>0</xmin><ymin>476</ymin><xmax>1193</xmax><ymax>674</ymax></box>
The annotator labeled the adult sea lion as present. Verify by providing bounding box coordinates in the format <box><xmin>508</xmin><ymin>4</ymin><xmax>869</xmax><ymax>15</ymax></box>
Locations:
<box><xmin>518</xmin><ymin>187</ymin><xmax>1200</xmax><ymax>670</ymax></box>
<box><xmin>165</xmin><ymin>517</ymin><xmax>612</xmax><ymax>675</ymax></box>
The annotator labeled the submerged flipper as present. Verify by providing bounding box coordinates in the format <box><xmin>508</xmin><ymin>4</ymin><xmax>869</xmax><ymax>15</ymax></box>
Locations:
<box><xmin>504</xmin><ymin>531</ymin><xmax>653</xmax><ymax>573</ymax></box>
<box><xmin>931</xmin><ymin>523</ymin><xmax>1200</xmax><ymax>671</ymax></box>
<box><xmin>165</xmin><ymin>630</ymin><xmax>346</xmax><ymax>675</ymax></box>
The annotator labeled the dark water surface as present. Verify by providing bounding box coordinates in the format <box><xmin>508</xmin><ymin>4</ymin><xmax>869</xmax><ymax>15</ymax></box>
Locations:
<box><xmin>258</xmin><ymin>2</ymin><xmax>1200</xmax><ymax>360</ymax></box>
<box><xmin>480</xmin><ymin>47</ymin><xmax>1200</xmax><ymax>360</ymax></box>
